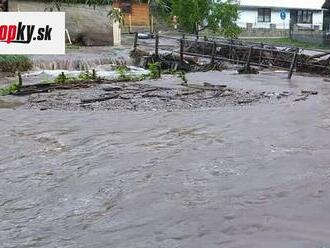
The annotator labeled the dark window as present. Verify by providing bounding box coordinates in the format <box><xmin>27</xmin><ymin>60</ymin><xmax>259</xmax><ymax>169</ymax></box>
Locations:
<box><xmin>0</xmin><ymin>0</ymin><xmax>8</xmax><ymax>12</ymax></box>
<box><xmin>119</xmin><ymin>0</ymin><xmax>132</xmax><ymax>14</ymax></box>
<box><xmin>297</xmin><ymin>10</ymin><xmax>313</xmax><ymax>24</ymax></box>
<box><xmin>258</xmin><ymin>8</ymin><xmax>271</xmax><ymax>22</ymax></box>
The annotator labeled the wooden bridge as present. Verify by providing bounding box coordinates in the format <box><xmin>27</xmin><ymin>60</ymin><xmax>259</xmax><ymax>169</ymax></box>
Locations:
<box><xmin>133</xmin><ymin>34</ymin><xmax>330</xmax><ymax>79</ymax></box>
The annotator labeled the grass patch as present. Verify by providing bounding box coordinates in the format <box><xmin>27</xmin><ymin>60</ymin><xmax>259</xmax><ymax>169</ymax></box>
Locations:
<box><xmin>116</xmin><ymin>66</ymin><xmax>130</xmax><ymax>81</ymax></box>
<box><xmin>0</xmin><ymin>55</ymin><xmax>32</xmax><ymax>73</ymax></box>
<box><xmin>243</xmin><ymin>37</ymin><xmax>330</xmax><ymax>50</ymax></box>
<box><xmin>115</xmin><ymin>66</ymin><xmax>149</xmax><ymax>81</ymax></box>
<box><xmin>0</xmin><ymin>82</ymin><xmax>20</xmax><ymax>96</ymax></box>
<box><xmin>66</xmin><ymin>44</ymin><xmax>81</xmax><ymax>50</ymax></box>
<box><xmin>54</xmin><ymin>72</ymin><xmax>77</xmax><ymax>83</ymax></box>
<box><xmin>148</xmin><ymin>62</ymin><xmax>161</xmax><ymax>79</ymax></box>
<box><xmin>78</xmin><ymin>70</ymin><xmax>97</xmax><ymax>80</ymax></box>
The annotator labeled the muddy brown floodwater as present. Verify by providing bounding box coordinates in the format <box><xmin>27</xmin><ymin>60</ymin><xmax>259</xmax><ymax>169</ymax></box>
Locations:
<box><xmin>1</xmin><ymin>70</ymin><xmax>330</xmax><ymax>248</ymax></box>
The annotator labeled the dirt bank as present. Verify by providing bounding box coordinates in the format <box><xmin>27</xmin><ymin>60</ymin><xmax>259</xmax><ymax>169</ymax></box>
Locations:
<box><xmin>2</xmin><ymin>72</ymin><xmax>308</xmax><ymax>112</ymax></box>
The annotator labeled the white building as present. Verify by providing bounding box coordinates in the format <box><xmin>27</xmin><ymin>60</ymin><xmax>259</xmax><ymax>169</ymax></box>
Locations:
<box><xmin>237</xmin><ymin>0</ymin><xmax>326</xmax><ymax>30</ymax></box>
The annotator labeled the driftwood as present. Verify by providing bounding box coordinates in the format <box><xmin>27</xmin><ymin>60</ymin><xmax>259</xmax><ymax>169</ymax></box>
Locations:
<box><xmin>183</xmin><ymin>83</ymin><xmax>227</xmax><ymax>91</ymax></box>
<box><xmin>301</xmin><ymin>90</ymin><xmax>318</xmax><ymax>95</ymax></box>
<box><xmin>294</xmin><ymin>90</ymin><xmax>318</xmax><ymax>101</ymax></box>
<box><xmin>13</xmin><ymin>82</ymin><xmax>93</xmax><ymax>96</ymax></box>
<box><xmin>176</xmin><ymin>90</ymin><xmax>203</xmax><ymax>96</ymax></box>
<box><xmin>80</xmin><ymin>93</ymin><xmax>119</xmax><ymax>104</ymax></box>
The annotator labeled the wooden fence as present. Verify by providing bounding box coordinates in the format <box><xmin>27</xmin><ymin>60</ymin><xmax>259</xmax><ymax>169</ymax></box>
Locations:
<box><xmin>134</xmin><ymin>33</ymin><xmax>330</xmax><ymax>79</ymax></box>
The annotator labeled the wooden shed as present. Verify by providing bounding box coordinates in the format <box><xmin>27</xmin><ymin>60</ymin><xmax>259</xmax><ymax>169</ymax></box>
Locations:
<box><xmin>113</xmin><ymin>0</ymin><xmax>151</xmax><ymax>32</ymax></box>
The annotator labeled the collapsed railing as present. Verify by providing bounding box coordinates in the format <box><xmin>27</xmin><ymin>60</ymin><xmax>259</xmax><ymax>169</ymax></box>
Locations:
<box><xmin>133</xmin><ymin>33</ymin><xmax>330</xmax><ymax>79</ymax></box>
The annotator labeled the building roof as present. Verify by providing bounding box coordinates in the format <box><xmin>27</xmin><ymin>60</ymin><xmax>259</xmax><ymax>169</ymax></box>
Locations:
<box><xmin>239</xmin><ymin>0</ymin><xmax>326</xmax><ymax>10</ymax></box>
<box><xmin>323</xmin><ymin>0</ymin><xmax>330</xmax><ymax>9</ymax></box>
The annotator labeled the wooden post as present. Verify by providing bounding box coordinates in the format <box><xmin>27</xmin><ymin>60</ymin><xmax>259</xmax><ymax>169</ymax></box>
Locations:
<box><xmin>128</xmin><ymin>14</ymin><xmax>132</xmax><ymax>34</ymax></box>
<box><xmin>151</xmin><ymin>15</ymin><xmax>154</xmax><ymax>33</ymax></box>
<box><xmin>92</xmin><ymin>69</ymin><xmax>96</xmax><ymax>80</ymax></box>
<box><xmin>211</xmin><ymin>41</ymin><xmax>216</xmax><ymax>65</ymax></box>
<box><xmin>288</xmin><ymin>48</ymin><xmax>299</xmax><ymax>79</ymax></box>
<box><xmin>246</xmin><ymin>46</ymin><xmax>253</xmax><ymax>69</ymax></box>
<box><xmin>259</xmin><ymin>43</ymin><xmax>264</xmax><ymax>64</ymax></box>
<box><xmin>155</xmin><ymin>34</ymin><xmax>159</xmax><ymax>59</ymax></box>
<box><xmin>229</xmin><ymin>38</ymin><xmax>233</xmax><ymax>60</ymax></box>
<box><xmin>180</xmin><ymin>38</ymin><xmax>184</xmax><ymax>65</ymax></box>
<box><xmin>18</xmin><ymin>72</ymin><xmax>22</xmax><ymax>87</ymax></box>
<box><xmin>133</xmin><ymin>32</ymin><xmax>138</xmax><ymax>52</ymax></box>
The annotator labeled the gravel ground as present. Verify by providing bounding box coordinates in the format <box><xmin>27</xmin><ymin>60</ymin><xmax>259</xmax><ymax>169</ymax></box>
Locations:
<box><xmin>24</xmin><ymin>78</ymin><xmax>295</xmax><ymax>112</ymax></box>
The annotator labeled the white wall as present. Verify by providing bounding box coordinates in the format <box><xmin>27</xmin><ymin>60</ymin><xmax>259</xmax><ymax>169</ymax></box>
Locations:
<box><xmin>237</xmin><ymin>8</ymin><xmax>323</xmax><ymax>30</ymax></box>
<box><xmin>313</xmin><ymin>11</ymin><xmax>324</xmax><ymax>29</ymax></box>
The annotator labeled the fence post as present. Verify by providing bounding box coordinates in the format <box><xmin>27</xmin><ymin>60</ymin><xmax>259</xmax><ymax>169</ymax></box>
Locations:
<box><xmin>18</xmin><ymin>72</ymin><xmax>22</xmax><ymax>87</ymax></box>
<box><xmin>246</xmin><ymin>46</ymin><xmax>253</xmax><ymax>69</ymax></box>
<box><xmin>229</xmin><ymin>38</ymin><xmax>233</xmax><ymax>60</ymax></box>
<box><xmin>259</xmin><ymin>42</ymin><xmax>264</xmax><ymax>64</ymax></box>
<box><xmin>211</xmin><ymin>41</ymin><xmax>216</xmax><ymax>65</ymax></box>
<box><xmin>180</xmin><ymin>38</ymin><xmax>184</xmax><ymax>65</ymax></box>
<box><xmin>133</xmin><ymin>32</ymin><xmax>138</xmax><ymax>52</ymax></box>
<box><xmin>288</xmin><ymin>47</ymin><xmax>299</xmax><ymax>79</ymax></box>
<box><xmin>155</xmin><ymin>34</ymin><xmax>159</xmax><ymax>59</ymax></box>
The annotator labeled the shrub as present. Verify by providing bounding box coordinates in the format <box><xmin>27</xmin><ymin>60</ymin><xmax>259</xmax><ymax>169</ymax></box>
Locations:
<box><xmin>0</xmin><ymin>55</ymin><xmax>32</xmax><ymax>73</ymax></box>
<box><xmin>78</xmin><ymin>70</ymin><xmax>97</xmax><ymax>80</ymax></box>
<box><xmin>0</xmin><ymin>82</ymin><xmax>20</xmax><ymax>96</ymax></box>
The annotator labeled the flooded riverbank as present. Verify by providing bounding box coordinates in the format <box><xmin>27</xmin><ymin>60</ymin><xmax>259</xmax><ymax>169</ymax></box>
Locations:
<box><xmin>1</xmin><ymin>71</ymin><xmax>330</xmax><ymax>247</ymax></box>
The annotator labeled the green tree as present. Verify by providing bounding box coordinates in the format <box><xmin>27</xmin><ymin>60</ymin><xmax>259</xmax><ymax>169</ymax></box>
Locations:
<box><xmin>172</xmin><ymin>0</ymin><xmax>240</xmax><ymax>37</ymax></box>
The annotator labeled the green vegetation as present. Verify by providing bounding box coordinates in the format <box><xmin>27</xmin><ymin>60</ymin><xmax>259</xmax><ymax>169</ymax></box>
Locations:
<box><xmin>115</xmin><ymin>66</ymin><xmax>150</xmax><ymax>81</ymax></box>
<box><xmin>0</xmin><ymin>55</ymin><xmax>32</xmax><ymax>73</ymax></box>
<box><xmin>54</xmin><ymin>72</ymin><xmax>69</xmax><ymax>83</ymax></box>
<box><xmin>116</xmin><ymin>66</ymin><xmax>130</xmax><ymax>81</ymax></box>
<box><xmin>172</xmin><ymin>0</ymin><xmax>240</xmax><ymax>37</ymax></box>
<box><xmin>66</xmin><ymin>44</ymin><xmax>81</xmax><ymax>50</ymax></box>
<box><xmin>176</xmin><ymin>71</ymin><xmax>187</xmax><ymax>85</ymax></box>
<box><xmin>54</xmin><ymin>72</ymin><xmax>78</xmax><ymax>83</ymax></box>
<box><xmin>244</xmin><ymin>37</ymin><xmax>330</xmax><ymax>50</ymax></box>
<box><xmin>148</xmin><ymin>62</ymin><xmax>161</xmax><ymax>79</ymax></box>
<box><xmin>0</xmin><ymin>82</ymin><xmax>20</xmax><ymax>96</ymax></box>
<box><xmin>78</xmin><ymin>70</ymin><xmax>97</xmax><ymax>80</ymax></box>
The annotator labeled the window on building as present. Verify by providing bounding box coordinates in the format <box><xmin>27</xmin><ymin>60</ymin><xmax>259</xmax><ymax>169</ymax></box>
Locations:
<box><xmin>258</xmin><ymin>8</ymin><xmax>271</xmax><ymax>22</ymax></box>
<box><xmin>119</xmin><ymin>0</ymin><xmax>132</xmax><ymax>14</ymax></box>
<box><xmin>297</xmin><ymin>10</ymin><xmax>313</xmax><ymax>24</ymax></box>
<box><xmin>0</xmin><ymin>0</ymin><xmax>8</xmax><ymax>12</ymax></box>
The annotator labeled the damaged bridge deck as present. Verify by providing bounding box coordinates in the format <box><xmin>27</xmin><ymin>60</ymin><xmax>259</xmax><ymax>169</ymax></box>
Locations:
<box><xmin>133</xmin><ymin>34</ymin><xmax>330</xmax><ymax>78</ymax></box>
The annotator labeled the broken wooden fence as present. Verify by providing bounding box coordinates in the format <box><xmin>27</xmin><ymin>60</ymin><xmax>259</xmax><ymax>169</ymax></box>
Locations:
<box><xmin>134</xmin><ymin>34</ymin><xmax>330</xmax><ymax>79</ymax></box>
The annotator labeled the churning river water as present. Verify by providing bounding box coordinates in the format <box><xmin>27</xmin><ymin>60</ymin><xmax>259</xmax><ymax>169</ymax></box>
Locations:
<box><xmin>1</xmin><ymin>71</ymin><xmax>330</xmax><ymax>248</ymax></box>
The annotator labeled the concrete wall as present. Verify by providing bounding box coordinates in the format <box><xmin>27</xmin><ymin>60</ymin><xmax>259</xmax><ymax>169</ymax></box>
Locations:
<box><xmin>240</xmin><ymin>28</ymin><xmax>289</xmax><ymax>37</ymax></box>
<box><xmin>291</xmin><ymin>27</ymin><xmax>330</xmax><ymax>45</ymax></box>
<box><xmin>9</xmin><ymin>0</ymin><xmax>113</xmax><ymax>46</ymax></box>
<box><xmin>237</xmin><ymin>8</ymin><xmax>323</xmax><ymax>30</ymax></box>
